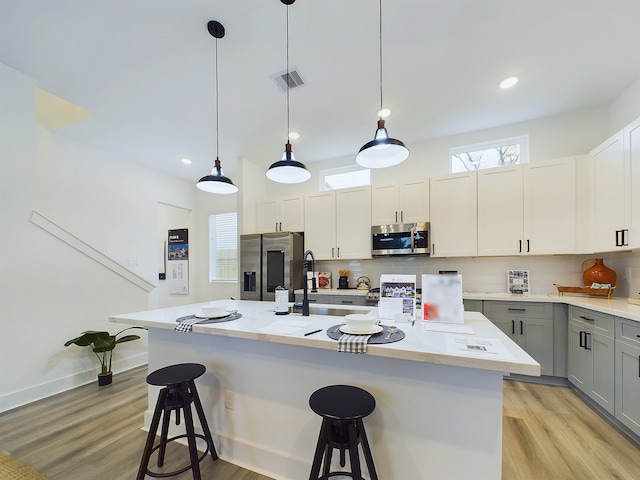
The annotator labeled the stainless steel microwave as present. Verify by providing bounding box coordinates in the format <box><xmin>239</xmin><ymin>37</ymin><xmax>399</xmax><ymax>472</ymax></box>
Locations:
<box><xmin>371</xmin><ymin>222</ymin><xmax>430</xmax><ymax>256</ymax></box>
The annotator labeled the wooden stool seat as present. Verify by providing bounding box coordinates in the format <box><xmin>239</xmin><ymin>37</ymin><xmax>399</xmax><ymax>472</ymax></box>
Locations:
<box><xmin>136</xmin><ymin>363</ymin><xmax>218</xmax><ymax>480</ymax></box>
<box><xmin>308</xmin><ymin>385</ymin><xmax>379</xmax><ymax>480</ymax></box>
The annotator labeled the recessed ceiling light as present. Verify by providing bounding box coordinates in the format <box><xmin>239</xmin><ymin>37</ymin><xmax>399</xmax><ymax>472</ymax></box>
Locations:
<box><xmin>181</xmin><ymin>158</ymin><xmax>192</xmax><ymax>165</ymax></box>
<box><xmin>288</xmin><ymin>131</ymin><xmax>300</xmax><ymax>140</ymax></box>
<box><xmin>500</xmin><ymin>77</ymin><xmax>519</xmax><ymax>89</ymax></box>
<box><xmin>378</xmin><ymin>108</ymin><xmax>391</xmax><ymax>118</ymax></box>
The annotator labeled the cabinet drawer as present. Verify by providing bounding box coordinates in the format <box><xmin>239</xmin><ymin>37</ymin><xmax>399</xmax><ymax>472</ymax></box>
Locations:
<box><xmin>331</xmin><ymin>295</ymin><xmax>367</xmax><ymax>306</ymax></box>
<box><xmin>483</xmin><ymin>301</ymin><xmax>552</xmax><ymax>319</ymax></box>
<box><xmin>616</xmin><ymin>317</ymin><xmax>640</xmax><ymax>347</ymax></box>
<box><xmin>569</xmin><ymin>306</ymin><xmax>614</xmax><ymax>337</ymax></box>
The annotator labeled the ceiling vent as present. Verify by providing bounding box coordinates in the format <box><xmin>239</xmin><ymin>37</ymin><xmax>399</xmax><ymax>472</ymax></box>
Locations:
<box><xmin>272</xmin><ymin>68</ymin><xmax>305</xmax><ymax>92</ymax></box>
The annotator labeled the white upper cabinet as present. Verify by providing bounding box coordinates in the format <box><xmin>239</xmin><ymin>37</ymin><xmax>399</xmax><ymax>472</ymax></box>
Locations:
<box><xmin>477</xmin><ymin>159</ymin><xmax>577</xmax><ymax>256</ymax></box>
<box><xmin>430</xmin><ymin>171</ymin><xmax>477</xmax><ymax>257</ymax></box>
<box><xmin>303</xmin><ymin>191</ymin><xmax>336</xmax><ymax>260</ymax></box>
<box><xmin>371</xmin><ymin>180</ymin><xmax>429</xmax><ymax>225</ymax></box>
<box><xmin>524</xmin><ymin>157</ymin><xmax>577</xmax><ymax>255</ymax></box>
<box><xmin>477</xmin><ymin>165</ymin><xmax>524</xmax><ymax>256</ymax></box>
<box><xmin>590</xmin><ymin>130</ymin><xmax>629</xmax><ymax>252</ymax></box>
<box><xmin>627</xmin><ymin>117</ymin><xmax>640</xmax><ymax>250</ymax></box>
<box><xmin>257</xmin><ymin>195</ymin><xmax>305</xmax><ymax>233</ymax></box>
<box><xmin>304</xmin><ymin>187</ymin><xmax>372</xmax><ymax>260</ymax></box>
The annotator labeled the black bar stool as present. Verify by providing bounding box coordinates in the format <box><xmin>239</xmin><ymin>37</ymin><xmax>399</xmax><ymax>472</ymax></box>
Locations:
<box><xmin>308</xmin><ymin>385</ymin><xmax>379</xmax><ymax>480</ymax></box>
<box><xmin>136</xmin><ymin>363</ymin><xmax>218</xmax><ymax>480</ymax></box>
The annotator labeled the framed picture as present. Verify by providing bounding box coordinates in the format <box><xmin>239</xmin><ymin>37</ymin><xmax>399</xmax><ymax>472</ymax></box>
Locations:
<box><xmin>507</xmin><ymin>270</ymin><xmax>529</xmax><ymax>295</ymax></box>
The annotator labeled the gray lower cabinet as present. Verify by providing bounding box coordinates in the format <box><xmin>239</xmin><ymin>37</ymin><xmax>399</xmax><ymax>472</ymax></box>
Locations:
<box><xmin>615</xmin><ymin>317</ymin><xmax>640</xmax><ymax>436</ymax></box>
<box><xmin>483</xmin><ymin>301</ymin><xmax>554</xmax><ymax>375</ymax></box>
<box><xmin>463</xmin><ymin>299</ymin><xmax>483</xmax><ymax>313</ymax></box>
<box><xmin>567</xmin><ymin>306</ymin><xmax>615</xmax><ymax>415</ymax></box>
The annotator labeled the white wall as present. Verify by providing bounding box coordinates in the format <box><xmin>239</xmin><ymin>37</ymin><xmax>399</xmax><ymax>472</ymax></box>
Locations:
<box><xmin>610</xmin><ymin>76</ymin><xmax>640</xmax><ymax>134</ymax></box>
<box><xmin>0</xmin><ymin>62</ymin><xmax>225</xmax><ymax>412</ymax></box>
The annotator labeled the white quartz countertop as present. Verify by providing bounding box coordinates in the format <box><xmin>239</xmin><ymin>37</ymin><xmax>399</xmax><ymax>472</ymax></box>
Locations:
<box><xmin>110</xmin><ymin>300</ymin><xmax>540</xmax><ymax>376</ymax></box>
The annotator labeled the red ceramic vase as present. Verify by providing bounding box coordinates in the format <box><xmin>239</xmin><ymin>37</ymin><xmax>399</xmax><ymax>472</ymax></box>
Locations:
<box><xmin>582</xmin><ymin>258</ymin><xmax>617</xmax><ymax>287</ymax></box>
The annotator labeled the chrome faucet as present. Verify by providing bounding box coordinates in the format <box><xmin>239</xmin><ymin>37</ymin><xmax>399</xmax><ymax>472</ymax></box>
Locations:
<box><xmin>302</xmin><ymin>249</ymin><xmax>316</xmax><ymax>316</ymax></box>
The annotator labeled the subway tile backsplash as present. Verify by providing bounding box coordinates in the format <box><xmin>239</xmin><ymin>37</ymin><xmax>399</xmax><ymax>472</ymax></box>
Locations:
<box><xmin>318</xmin><ymin>250</ymin><xmax>640</xmax><ymax>299</ymax></box>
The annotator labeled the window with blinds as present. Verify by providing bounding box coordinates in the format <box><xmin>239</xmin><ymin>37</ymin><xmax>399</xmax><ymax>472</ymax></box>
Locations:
<box><xmin>208</xmin><ymin>212</ymin><xmax>238</xmax><ymax>282</ymax></box>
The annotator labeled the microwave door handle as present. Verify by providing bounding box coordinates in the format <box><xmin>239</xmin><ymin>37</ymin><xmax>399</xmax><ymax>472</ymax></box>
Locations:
<box><xmin>410</xmin><ymin>227</ymin><xmax>415</xmax><ymax>252</ymax></box>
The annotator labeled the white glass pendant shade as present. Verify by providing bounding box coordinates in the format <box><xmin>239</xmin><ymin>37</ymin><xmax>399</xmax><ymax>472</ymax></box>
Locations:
<box><xmin>266</xmin><ymin>141</ymin><xmax>311</xmax><ymax>184</ymax></box>
<box><xmin>197</xmin><ymin>158</ymin><xmax>238</xmax><ymax>194</ymax></box>
<box><xmin>355</xmin><ymin>119</ymin><xmax>409</xmax><ymax>168</ymax></box>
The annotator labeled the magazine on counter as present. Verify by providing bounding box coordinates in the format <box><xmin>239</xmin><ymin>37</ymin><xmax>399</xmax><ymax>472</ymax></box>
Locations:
<box><xmin>507</xmin><ymin>270</ymin><xmax>529</xmax><ymax>294</ymax></box>
<box><xmin>378</xmin><ymin>274</ymin><xmax>416</xmax><ymax>322</ymax></box>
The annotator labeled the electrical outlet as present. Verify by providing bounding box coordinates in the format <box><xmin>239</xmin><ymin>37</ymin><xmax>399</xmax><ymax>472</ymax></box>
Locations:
<box><xmin>224</xmin><ymin>390</ymin><xmax>235</xmax><ymax>410</ymax></box>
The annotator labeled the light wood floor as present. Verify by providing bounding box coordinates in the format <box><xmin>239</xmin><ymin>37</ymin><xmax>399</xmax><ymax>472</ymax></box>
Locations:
<box><xmin>1</xmin><ymin>366</ymin><xmax>638</xmax><ymax>479</ymax></box>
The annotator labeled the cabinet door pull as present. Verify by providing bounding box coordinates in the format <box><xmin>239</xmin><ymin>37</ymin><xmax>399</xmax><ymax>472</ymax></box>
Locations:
<box><xmin>395</xmin><ymin>211</ymin><xmax>398</xmax><ymax>223</ymax></box>
<box><xmin>309</xmin><ymin>299</ymin><xmax>317</xmax><ymax>303</ymax></box>
<box><xmin>337</xmin><ymin>247</ymin><xmax>340</xmax><ymax>258</ymax></box>
<box><xmin>511</xmin><ymin>320</ymin><xmax>515</xmax><ymax>335</ymax></box>
<box><xmin>585</xmin><ymin>332</ymin><xmax>592</xmax><ymax>350</ymax></box>
<box><xmin>579</xmin><ymin>331</ymin><xmax>585</xmax><ymax>348</ymax></box>
<box><xmin>623</xmin><ymin>228</ymin><xmax>629</xmax><ymax>247</ymax></box>
<box><xmin>579</xmin><ymin>315</ymin><xmax>594</xmax><ymax>322</ymax></box>
<box><xmin>279</xmin><ymin>222</ymin><xmax>282</xmax><ymax>231</ymax></box>
<box><xmin>520</xmin><ymin>320</ymin><xmax>523</xmax><ymax>335</ymax></box>
<box><xmin>332</xmin><ymin>247</ymin><xmax>335</xmax><ymax>258</ymax></box>
<box><xmin>527</xmin><ymin>239</ymin><xmax>530</xmax><ymax>253</ymax></box>
<box><xmin>341</xmin><ymin>300</ymin><xmax>353</xmax><ymax>304</ymax></box>
<box><xmin>508</xmin><ymin>308</ymin><xmax>526</xmax><ymax>312</ymax></box>
<box><xmin>615</xmin><ymin>230</ymin><xmax>620</xmax><ymax>246</ymax></box>
<box><xmin>401</xmin><ymin>211</ymin><xmax>404</xmax><ymax>222</ymax></box>
<box><xmin>519</xmin><ymin>240</ymin><xmax>522</xmax><ymax>253</ymax></box>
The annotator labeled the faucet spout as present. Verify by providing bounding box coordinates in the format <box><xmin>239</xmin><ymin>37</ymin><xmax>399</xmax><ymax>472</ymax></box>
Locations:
<box><xmin>302</xmin><ymin>250</ymin><xmax>316</xmax><ymax>316</ymax></box>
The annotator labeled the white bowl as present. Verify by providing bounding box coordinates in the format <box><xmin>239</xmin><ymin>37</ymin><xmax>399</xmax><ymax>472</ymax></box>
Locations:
<box><xmin>202</xmin><ymin>306</ymin><xmax>226</xmax><ymax>317</ymax></box>
<box><xmin>344</xmin><ymin>313</ymin><xmax>377</xmax><ymax>333</ymax></box>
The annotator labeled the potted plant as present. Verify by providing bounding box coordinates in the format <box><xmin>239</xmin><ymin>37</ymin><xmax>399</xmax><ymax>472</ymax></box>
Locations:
<box><xmin>64</xmin><ymin>327</ymin><xmax>145</xmax><ymax>386</ymax></box>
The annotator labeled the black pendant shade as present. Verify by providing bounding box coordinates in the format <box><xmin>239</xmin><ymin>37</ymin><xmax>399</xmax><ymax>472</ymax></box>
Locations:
<box><xmin>196</xmin><ymin>20</ymin><xmax>238</xmax><ymax>194</ymax></box>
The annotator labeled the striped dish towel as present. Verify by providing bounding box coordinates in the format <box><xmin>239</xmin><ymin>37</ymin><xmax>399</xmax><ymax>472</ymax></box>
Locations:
<box><xmin>338</xmin><ymin>333</ymin><xmax>373</xmax><ymax>354</ymax></box>
<box><xmin>174</xmin><ymin>315</ymin><xmax>202</xmax><ymax>333</ymax></box>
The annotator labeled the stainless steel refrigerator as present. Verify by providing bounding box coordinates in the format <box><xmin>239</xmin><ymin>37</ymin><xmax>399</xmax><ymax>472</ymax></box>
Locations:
<box><xmin>240</xmin><ymin>232</ymin><xmax>304</xmax><ymax>301</ymax></box>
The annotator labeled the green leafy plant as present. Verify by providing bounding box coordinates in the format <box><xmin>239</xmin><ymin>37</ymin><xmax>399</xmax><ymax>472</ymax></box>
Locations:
<box><xmin>64</xmin><ymin>327</ymin><xmax>144</xmax><ymax>375</ymax></box>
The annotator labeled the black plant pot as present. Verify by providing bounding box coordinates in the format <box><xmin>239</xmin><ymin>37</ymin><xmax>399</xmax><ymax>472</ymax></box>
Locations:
<box><xmin>98</xmin><ymin>372</ymin><xmax>113</xmax><ymax>386</ymax></box>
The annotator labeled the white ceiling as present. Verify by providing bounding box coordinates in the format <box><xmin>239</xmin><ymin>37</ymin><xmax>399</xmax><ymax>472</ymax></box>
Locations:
<box><xmin>2</xmin><ymin>0</ymin><xmax>640</xmax><ymax>183</ymax></box>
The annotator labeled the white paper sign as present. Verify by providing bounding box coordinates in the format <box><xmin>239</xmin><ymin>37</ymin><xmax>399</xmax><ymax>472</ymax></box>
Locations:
<box><xmin>378</xmin><ymin>274</ymin><xmax>416</xmax><ymax>322</ymax></box>
<box><xmin>421</xmin><ymin>274</ymin><xmax>464</xmax><ymax>324</ymax></box>
<box><xmin>444</xmin><ymin>335</ymin><xmax>515</xmax><ymax>360</ymax></box>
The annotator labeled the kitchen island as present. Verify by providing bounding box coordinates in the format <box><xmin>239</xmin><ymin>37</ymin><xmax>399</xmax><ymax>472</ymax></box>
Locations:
<box><xmin>110</xmin><ymin>300</ymin><xmax>539</xmax><ymax>480</ymax></box>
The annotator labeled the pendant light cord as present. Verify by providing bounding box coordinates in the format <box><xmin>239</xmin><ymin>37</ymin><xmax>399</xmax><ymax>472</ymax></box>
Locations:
<box><xmin>215</xmin><ymin>36</ymin><xmax>220</xmax><ymax>160</ymax></box>
<box><xmin>379</xmin><ymin>0</ymin><xmax>383</xmax><ymax>119</ymax></box>
<box><xmin>286</xmin><ymin>4</ymin><xmax>290</xmax><ymax>140</ymax></box>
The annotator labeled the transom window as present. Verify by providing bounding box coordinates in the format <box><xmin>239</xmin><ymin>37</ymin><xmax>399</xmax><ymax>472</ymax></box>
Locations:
<box><xmin>320</xmin><ymin>166</ymin><xmax>371</xmax><ymax>191</ymax></box>
<box><xmin>450</xmin><ymin>135</ymin><xmax>529</xmax><ymax>173</ymax></box>
<box><xmin>208</xmin><ymin>212</ymin><xmax>237</xmax><ymax>282</ymax></box>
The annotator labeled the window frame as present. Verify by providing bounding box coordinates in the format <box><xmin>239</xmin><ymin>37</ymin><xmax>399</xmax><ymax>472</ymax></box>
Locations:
<box><xmin>319</xmin><ymin>165</ymin><xmax>371</xmax><ymax>191</ymax></box>
<box><xmin>208</xmin><ymin>211</ymin><xmax>238</xmax><ymax>283</ymax></box>
<box><xmin>449</xmin><ymin>134</ymin><xmax>529</xmax><ymax>173</ymax></box>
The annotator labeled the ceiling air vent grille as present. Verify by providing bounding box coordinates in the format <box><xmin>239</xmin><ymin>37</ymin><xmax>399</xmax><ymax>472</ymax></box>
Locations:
<box><xmin>272</xmin><ymin>69</ymin><xmax>305</xmax><ymax>92</ymax></box>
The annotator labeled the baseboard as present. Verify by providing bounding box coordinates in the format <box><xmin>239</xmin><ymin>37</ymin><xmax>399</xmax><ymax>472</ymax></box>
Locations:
<box><xmin>0</xmin><ymin>353</ymin><xmax>148</xmax><ymax>413</ymax></box>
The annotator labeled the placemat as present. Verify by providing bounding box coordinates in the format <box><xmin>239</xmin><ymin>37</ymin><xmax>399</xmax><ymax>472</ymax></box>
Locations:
<box><xmin>326</xmin><ymin>324</ymin><xmax>405</xmax><ymax>344</ymax></box>
<box><xmin>175</xmin><ymin>312</ymin><xmax>242</xmax><ymax>332</ymax></box>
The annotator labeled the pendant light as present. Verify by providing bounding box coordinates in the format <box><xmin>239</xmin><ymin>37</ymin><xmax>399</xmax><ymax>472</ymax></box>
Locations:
<box><xmin>197</xmin><ymin>20</ymin><xmax>238</xmax><ymax>194</ymax></box>
<box><xmin>355</xmin><ymin>0</ymin><xmax>409</xmax><ymax>169</ymax></box>
<box><xmin>266</xmin><ymin>0</ymin><xmax>311</xmax><ymax>184</ymax></box>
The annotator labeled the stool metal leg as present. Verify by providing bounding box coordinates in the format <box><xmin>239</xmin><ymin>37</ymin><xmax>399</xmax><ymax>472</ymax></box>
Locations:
<box><xmin>347</xmin><ymin>422</ymin><xmax>363</xmax><ymax>480</ymax></box>
<box><xmin>157</xmin><ymin>406</ymin><xmax>172</xmax><ymax>467</ymax></box>
<box><xmin>137</xmin><ymin>387</ymin><xmax>168</xmax><ymax>480</ymax></box>
<box><xmin>181</xmin><ymin>391</ymin><xmax>202</xmax><ymax>480</ymax></box>
<box><xmin>309</xmin><ymin>418</ymin><xmax>331</xmax><ymax>480</ymax></box>
<box><xmin>322</xmin><ymin>443</ymin><xmax>333</xmax><ymax>477</ymax></box>
<box><xmin>189</xmin><ymin>379</ymin><xmax>218</xmax><ymax>461</ymax></box>
<box><xmin>356</xmin><ymin>418</ymin><xmax>379</xmax><ymax>480</ymax></box>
